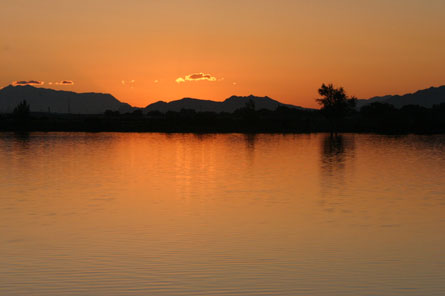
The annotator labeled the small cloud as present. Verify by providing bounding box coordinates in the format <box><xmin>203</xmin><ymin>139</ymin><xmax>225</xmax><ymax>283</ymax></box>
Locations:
<box><xmin>121</xmin><ymin>80</ymin><xmax>135</xmax><ymax>84</ymax></box>
<box><xmin>188</xmin><ymin>73</ymin><xmax>216</xmax><ymax>80</ymax></box>
<box><xmin>121</xmin><ymin>80</ymin><xmax>136</xmax><ymax>88</ymax></box>
<box><xmin>176</xmin><ymin>72</ymin><xmax>219</xmax><ymax>83</ymax></box>
<box><xmin>54</xmin><ymin>80</ymin><xmax>74</xmax><ymax>86</ymax></box>
<box><xmin>233</xmin><ymin>82</ymin><xmax>237</xmax><ymax>86</ymax></box>
<box><xmin>13</xmin><ymin>80</ymin><xmax>44</xmax><ymax>86</ymax></box>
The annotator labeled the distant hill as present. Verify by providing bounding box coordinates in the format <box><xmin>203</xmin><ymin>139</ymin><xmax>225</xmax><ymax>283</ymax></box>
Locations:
<box><xmin>3</xmin><ymin>84</ymin><xmax>444</xmax><ymax>115</ymax></box>
<box><xmin>144</xmin><ymin>95</ymin><xmax>304</xmax><ymax>113</ymax></box>
<box><xmin>357</xmin><ymin>86</ymin><xmax>445</xmax><ymax>109</ymax></box>
<box><xmin>0</xmin><ymin>85</ymin><xmax>134</xmax><ymax>114</ymax></box>
<box><xmin>0</xmin><ymin>86</ymin><xmax>304</xmax><ymax>115</ymax></box>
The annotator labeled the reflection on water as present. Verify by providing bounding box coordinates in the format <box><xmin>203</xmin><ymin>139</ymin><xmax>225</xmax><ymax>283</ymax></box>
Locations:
<box><xmin>0</xmin><ymin>132</ymin><xmax>445</xmax><ymax>296</ymax></box>
<box><xmin>12</xmin><ymin>131</ymin><xmax>31</xmax><ymax>150</ymax></box>
<box><xmin>244</xmin><ymin>133</ymin><xmax>257</xmax><ymax>150</ymax></box>
<box><xmin>321</xmin><ymin>134</ymin><xmax>354</xmax><ymax>169</ymax></box>
<box><xmin>321</xmin><ymin>134</ymin><xmax>354</xmax><ymax>176</ymax></box>
<box><xmin>319</xmin><ymin>134</ymin><xmax>356</xmax><ymax>212</ymax></box>
<box><xmin>244</xmin><ymin>134</ymin><xmax>257</xmax><ymax>165</ymax></box>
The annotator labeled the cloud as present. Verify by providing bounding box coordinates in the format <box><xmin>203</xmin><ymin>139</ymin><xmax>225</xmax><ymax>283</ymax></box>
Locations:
<box><xmin>55</xmin><ymin>80</ymin><xmax>74</xmax><ymax>86</ymax></box>
<box><xmin>121</xmin><ymin>79</ymin><xmax>135</xmax><ymax>89</ymax></box>
<box><xmin>121</xmin><ymin>79</ymin><xmax>135</xmax><ymax>85</ymax></box>
<box><xmin>176</xmin><ymin>73</ymin><xmax>218</xmax><ymax>83</ymax></box>
<box><xmin>188</xmin><ymin>73</ymin><xmax>216</xmax><ymax>80</ymax></box>
<box><xmin>13</xmin><ymin>80</ymin><xmax>44</xmax><ymax>86</ymax></box>
<box><xmin>121</xmin><ymin>80</ymin><xmax>135</xmax><ymax>85</ymax></box>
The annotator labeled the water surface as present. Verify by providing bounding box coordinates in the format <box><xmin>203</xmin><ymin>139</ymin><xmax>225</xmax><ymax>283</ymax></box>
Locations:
<box><xmin>1</xmin><ymin>133</ymin><xmax>444</xmax><ymax>295</ymax></box>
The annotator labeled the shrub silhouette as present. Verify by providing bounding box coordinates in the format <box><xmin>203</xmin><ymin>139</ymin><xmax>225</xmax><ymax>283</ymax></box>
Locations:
<box><xmin>360</xmin><ymin>102</ymin><xmax>396</xmax><ymax>118</ymax></box>
<box><xmin>13</xmin><ymin>100</ymin><xmax>30</xmax><ymax>120</ymax></box>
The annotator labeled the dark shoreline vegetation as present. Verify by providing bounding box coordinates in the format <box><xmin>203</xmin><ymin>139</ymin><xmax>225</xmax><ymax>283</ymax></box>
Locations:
<box><xmin>2</xmin><ymin>84</ymin><xmax>445</xmax><ymax>134</ymax></box>
<box><xmin>2</xmin><ymin>101</ymin><xmax>445</xmax><ymax>134</ymax></box>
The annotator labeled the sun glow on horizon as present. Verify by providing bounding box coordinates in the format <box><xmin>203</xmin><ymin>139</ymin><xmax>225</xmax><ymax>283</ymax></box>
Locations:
<box><xmin>1</xmin><ymin>0</ymin><xmax>445</xmax><ymax>108</ymax></box>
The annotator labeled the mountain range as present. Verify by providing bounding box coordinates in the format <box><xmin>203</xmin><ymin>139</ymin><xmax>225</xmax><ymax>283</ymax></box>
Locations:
<box><xmin>0</xmin><ymin>85</ymin><xmax>303</xmax><ymax>114</ymax></box>
<box><xmin>1</xmin><ymin>84</ymin><xmax>445</xmax><ymax>114</ymax></box>
<box><xmin>144</xmin><ymin>95</ymin><xmax>302</xmax><ymax>113</ymax></box>
<box><xmin>0</xmin><ymin>85</ymin><xmax>133</xmax><ymax>114</ymax></box>
<box><xmin>357</xmin><ymin>85</ymin><xmax>445</xmax><ymax>109</ymax></box>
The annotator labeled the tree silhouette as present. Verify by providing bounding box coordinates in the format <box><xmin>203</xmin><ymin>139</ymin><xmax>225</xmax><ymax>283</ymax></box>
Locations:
<box><xmin>13</xmin><ymin>100</ymin><xmax>30</xmax><ymax>119</ymax></box>
<box><xmin>245</xmin><ymin>99</ymin><xmax>255</xmax><ymax>112</ymax></box>
<box><xmin>316</xmin><ymin>84</ymin><xmax>356</xmax><ymax>134</ymax></box>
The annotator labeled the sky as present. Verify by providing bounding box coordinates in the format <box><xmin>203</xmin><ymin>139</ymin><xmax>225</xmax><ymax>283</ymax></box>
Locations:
<box><xmin>1</xmin><ymin>0</ymin><xmax>445</xmax><ymax>108</ymax></box>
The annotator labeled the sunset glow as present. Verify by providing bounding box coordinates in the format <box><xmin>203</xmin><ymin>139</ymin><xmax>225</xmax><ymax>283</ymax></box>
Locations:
<box><xmin>1</xmin><ymin>0</ymin><xmax>444</xmax><ymax>107</ymax></box>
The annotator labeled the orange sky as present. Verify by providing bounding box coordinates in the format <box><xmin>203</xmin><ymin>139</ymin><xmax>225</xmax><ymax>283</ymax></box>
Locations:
<box><xmin>1</xmin><ymin>0</ymin><xmax>444</xmax><ymax>108</ymax></box>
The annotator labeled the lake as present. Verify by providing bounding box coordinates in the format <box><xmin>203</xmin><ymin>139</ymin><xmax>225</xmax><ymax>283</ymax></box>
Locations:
<box><xmin>1</xmin><ymin>132</ymin><xmax>444</xmax><ymax>295</ymax></box>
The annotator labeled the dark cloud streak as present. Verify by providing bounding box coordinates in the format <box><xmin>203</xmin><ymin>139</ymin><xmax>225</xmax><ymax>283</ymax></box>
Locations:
<box><xmin>55</xmin><ymin>80</ymin><xmax>74</xmax><ymax>85</ymax></box>
<box><xmin>13</xmin><ymin>80</ymin><xmax>44</xmax><ymax>86</ymax></box>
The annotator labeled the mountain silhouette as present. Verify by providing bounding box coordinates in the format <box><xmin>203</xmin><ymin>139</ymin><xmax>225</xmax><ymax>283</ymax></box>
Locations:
<box><xmin>144</xmin><ymin>95</ymin><xmax>304</xmax><ymax>113</ymax></box>
<box><xmin>0</xmin><ymin>85</ymin><xmax>304</xmax><ymax>114</ymax></box>
<box><xmin>357</xmin><ymin>85</ymin><xmax>445</xmax><ymax>109</ymax></box>
<box><xmin>3</xmin><ymin>84</ymin><xmax>444</xmax><ymax>115</ymax></box>
<box><xmin>0</xmin><ymin>85</ymin><xmax>134</xmax><ymax>114</ymax></box>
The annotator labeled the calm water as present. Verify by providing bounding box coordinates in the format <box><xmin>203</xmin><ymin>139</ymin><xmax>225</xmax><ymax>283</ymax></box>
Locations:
<box><xmin>1</xmin><ymin>132</ymin><xmax>444</xmax><ymax>296</ymax></box>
